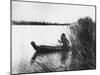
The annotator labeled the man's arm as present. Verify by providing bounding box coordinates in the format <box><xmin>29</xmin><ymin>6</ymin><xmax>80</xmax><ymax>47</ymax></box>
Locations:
<box><xmin>58</xmin><ymin>39</ymin><xmax>61</xmax><ymax>43</ymax></box>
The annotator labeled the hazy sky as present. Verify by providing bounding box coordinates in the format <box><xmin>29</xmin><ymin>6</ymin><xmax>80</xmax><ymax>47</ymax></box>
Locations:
<box><xmin>12</xmin><ymin>1</ymin><xmax>95</xmax><ymax>23</ymax></box>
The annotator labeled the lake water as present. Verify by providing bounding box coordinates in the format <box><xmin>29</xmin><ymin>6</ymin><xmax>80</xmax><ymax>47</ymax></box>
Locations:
<box><xmin>12</xmin><ymin>25</ymin><xmax>72</xmax><ymax>73</ymax></box>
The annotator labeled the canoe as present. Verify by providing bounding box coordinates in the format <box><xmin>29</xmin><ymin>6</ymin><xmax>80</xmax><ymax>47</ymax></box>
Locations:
<box><xmin>31</xmin><ymin>41</ymin><xmax>63</xmax><ymax>54</ymax></box>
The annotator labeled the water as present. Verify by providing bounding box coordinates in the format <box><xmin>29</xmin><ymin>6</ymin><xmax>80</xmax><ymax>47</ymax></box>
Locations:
<box><xmin>12</xmin><ymin>25</ymin><xmax>71</xmax><ymax>73</ymax></box>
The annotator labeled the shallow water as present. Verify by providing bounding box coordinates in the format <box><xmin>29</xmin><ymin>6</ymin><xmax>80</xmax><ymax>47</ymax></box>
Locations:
<box><xmin>12</xmin><ymin>25</ymin><xmax>72</xmax><ymax>73</ymax></box>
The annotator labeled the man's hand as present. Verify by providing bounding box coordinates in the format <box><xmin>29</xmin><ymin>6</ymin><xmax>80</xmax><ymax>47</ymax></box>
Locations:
<box><xmin>58</xmin><ymin>40</ymin><xmax>61</xmax><ymax>43</ymax></box>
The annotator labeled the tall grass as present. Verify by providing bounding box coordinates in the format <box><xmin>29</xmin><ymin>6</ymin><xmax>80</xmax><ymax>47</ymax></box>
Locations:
<box><xmin>69</xmin><ymin>17</ymin><xmax>96</xmax><ymax>70</ymax></box>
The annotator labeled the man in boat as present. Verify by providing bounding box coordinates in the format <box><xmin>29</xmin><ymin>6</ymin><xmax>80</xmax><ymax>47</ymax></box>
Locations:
<box><xmin>31</xmin><ymin>33</ymin><xmax>70</xmax><ymax>65</ymax></box>
<box><xmin>58</xmin><ymin>33</ymin><xmax>70</xmax><ymax>64</ymax></box>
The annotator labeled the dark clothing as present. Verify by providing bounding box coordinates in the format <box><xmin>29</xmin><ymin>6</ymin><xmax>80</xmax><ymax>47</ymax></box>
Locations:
<box><xmin>59</xmin><ymin>33</ymin><xmax>69</xmax><ymax>64</ymax></box>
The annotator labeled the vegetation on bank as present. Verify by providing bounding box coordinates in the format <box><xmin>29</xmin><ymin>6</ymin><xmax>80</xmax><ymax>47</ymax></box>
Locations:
<box><xmin>69</xmin><ymin>17</ymin><xmax>96</xmax><ymax>70</ymax></box>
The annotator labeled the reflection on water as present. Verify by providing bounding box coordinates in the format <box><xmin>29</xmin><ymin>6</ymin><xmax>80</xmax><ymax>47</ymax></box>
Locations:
<box><xmin>12</xmin><ymin>25</ymin><xmax>71</xmax><ymax>73</ymax></box>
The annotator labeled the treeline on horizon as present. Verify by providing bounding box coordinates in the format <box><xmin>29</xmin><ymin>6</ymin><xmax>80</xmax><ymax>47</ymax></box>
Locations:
<box><xmin>12</xmin><ymin>21</ymin><xmax>70</xmax><ymax>25</ymax></box>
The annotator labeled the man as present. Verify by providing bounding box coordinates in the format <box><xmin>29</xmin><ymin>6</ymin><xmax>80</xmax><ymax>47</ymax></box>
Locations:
<box><xmin>58</xmin><ymin>33</ymin><xmax>70</xmax><ymax>64</ymax></box>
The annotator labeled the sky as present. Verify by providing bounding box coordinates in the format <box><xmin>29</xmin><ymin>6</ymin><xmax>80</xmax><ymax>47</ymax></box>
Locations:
<box><xmin>12</xmin><ymin>1</ymin><xmax>95</xmax><ymax>23</ymax></box>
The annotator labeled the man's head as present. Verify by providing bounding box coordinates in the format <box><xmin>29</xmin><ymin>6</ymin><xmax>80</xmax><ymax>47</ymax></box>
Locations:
<box><xmin>61</xmin><ymin>33</ymin><xmax>66</xmax><ymax>42</ymax></box>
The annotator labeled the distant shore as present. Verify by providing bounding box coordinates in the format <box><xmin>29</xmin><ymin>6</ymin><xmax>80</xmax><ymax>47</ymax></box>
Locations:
<box><xmin>12</xmin><ymin>21</ymin><xmax>70</xmax><ymax>25</ymax></box>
